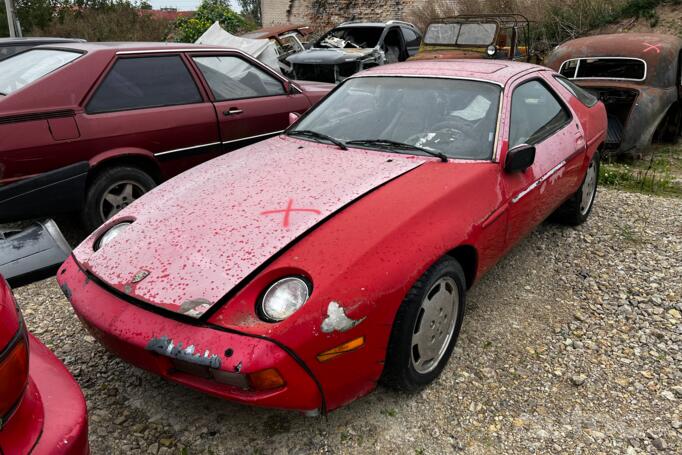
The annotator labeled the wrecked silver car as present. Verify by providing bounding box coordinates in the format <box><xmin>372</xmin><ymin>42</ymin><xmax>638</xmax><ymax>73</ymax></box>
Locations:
<box><xmin>546</xmin><ymin>33</ymin><xmax>682</xmax><ymax>156</ymax></box>
<box><xmin>286</xmin><ymin>20</ymin><xmax>422</xmax><ymax>83</ymax></box>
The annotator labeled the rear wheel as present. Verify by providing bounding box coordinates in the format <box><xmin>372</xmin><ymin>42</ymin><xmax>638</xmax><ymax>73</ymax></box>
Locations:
<box><xmin>552</xmin><ymin>152</ymin><xmax>599</xmax><ymax>226</ymax></box>
<box><xmin>381</xmin><ymin>257</ymin><xmax>466</xmax><ymax>392</ymax></box>
<box><xmin>81</xmin><ymin>166</ymin><xmax>156</xmax><ymax>232</ymax></box>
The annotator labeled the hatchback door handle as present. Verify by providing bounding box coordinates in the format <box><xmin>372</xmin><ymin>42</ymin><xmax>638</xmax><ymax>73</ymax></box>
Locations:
<box><xmin>223</xmin><ymin>108</ymin><xmax>243</xmax><ymax>116</ymax></box>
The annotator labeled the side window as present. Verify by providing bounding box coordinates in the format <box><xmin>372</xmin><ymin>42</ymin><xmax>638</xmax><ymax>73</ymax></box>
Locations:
<box><xmin>192</xmin><ymin>55</ymin><xmax>285</xmax><ymax>101</ymax></box>
<box><xmin>554</xmin><ymin>76</ymin><xmax>598</xmax><ymax>107</ymax></box>
<box><xmin>509</xmin><ymin>80</ymin><xmax>571</xmax><ymax>147</ymax></box>
<box><xmin>400</xmin><ymin>27</ymin><xmax>421</xmax><ymax>48</ymax></box>
<box><xmin>382</xmin><ymin>28</ymin><xmax>403</xmax><ymax>63</ymax></box>
<box><xmin>87</xmin><ymin>56</ymin><xmax>202</xmax><ymax>114</ymax></box>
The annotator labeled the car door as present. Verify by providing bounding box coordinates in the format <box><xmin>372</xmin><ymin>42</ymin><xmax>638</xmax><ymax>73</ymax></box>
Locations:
<box><xmin>501</xmin><ymin>76</ymin><xmax>582</xmax><ymax>246</ymax></box>
<box><xmin>400</xmin><ymin>26</ymin><xmax>422</xmax><ymax>57</ymax></box>
<box><xmin>189</xmin><ymin>52</ymin><xmax>311</xmax><ymax>152</ymax></box>
<box><xmin>78</xmin><ymin>54</ymin><xmax>221</xmax><ymax>178</ymax></box>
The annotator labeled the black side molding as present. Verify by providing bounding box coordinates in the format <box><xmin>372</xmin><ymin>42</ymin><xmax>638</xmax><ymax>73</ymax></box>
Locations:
<box><xmin>0</xmin><ymin>161</ymin><xmax>89</xmax><ymax>222</ymax></box>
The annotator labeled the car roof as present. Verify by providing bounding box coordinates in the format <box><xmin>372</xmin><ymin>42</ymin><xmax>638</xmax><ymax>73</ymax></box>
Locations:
<box><xmin>0</xmin><ymin>37</ymin><xmax>84</xmax><ymax>44</ymax></box>
<box><xmin>34</xmin><ymin>41</ymin><xmax>236</xmax><ymax>53</ymax></box>
<box><xmin>360</xmin><ymin>59</ymin><xmax>543</xmax><ymax>85</ymax></box>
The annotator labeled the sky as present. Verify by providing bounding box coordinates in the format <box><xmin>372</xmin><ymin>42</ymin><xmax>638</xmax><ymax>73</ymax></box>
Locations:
<box><xmin>148</xmin><ymin>0</ymin><xmax>241</xmax><ymax>11</ymax></box>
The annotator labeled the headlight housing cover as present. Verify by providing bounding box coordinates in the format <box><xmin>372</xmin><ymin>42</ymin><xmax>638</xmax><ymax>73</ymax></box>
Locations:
<box><xmin>96</xmin><ymin>222</ymin><xmax>132</xmax><ymax>251</ymax></box>
<box><xmin>260</xmin><ymin>277</ymin><xmax>311</xmax><ymax>322</ymax></box>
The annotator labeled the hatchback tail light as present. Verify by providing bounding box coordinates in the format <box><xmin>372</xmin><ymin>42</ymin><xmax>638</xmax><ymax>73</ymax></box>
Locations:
<box><xmin>0</xmin><ymin>310</ymin><xmax>29</xmax><ymax>429</ymax></box>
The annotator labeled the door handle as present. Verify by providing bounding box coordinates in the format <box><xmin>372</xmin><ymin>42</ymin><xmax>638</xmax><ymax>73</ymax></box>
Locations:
<box><xmin>223</xmin><ymin>108</ymin><xmax>243</xmax><ymax>116</ymax></box>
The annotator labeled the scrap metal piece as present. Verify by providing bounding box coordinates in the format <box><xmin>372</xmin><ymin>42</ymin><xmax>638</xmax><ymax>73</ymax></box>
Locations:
<box><xmin>0</xmin><ymin>219</ymin><xmax>71</xmax><ymax>287</ymax></box>
<box><xmin>321</xmin><ymin>301</ymin><xmax>365</xmax><ymax>333</ymax></box>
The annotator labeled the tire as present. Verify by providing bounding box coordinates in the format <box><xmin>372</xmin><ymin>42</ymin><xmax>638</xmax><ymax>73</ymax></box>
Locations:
<box><xmin>81</xmin><ymin>166</ymin><xmax>156</xmax><ymax>232</ymax></box>
<box><xmin>381</xmin><ymin>257</ymin><xmax>466</xmax><ymax>392</ymax></box>
<box><xmin>552</xmin><ymin>152</ymin><xmax>600</xmax><ymax>226</ymax></box>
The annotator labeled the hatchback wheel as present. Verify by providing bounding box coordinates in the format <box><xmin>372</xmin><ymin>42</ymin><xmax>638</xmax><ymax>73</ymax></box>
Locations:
<box><xmin>552</xmin><ymin>152</ymin><xmax>600</xmax><ymax>226</ymax></box>
<box><xmin>381</xmin><ymin>257</ymin><xmax>466</xmax><ymax>391</ymax></box>
<box><xmin>81</xmin><ymin>166</ymin><xmax>156</xmax><ymax>232</ymax></box>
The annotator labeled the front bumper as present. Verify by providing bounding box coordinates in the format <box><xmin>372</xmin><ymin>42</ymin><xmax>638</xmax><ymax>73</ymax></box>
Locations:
<box><xmin>57</xmin><ymin>256</ymin><xmax>322</xmax><ymax>412</ymax></box>
<box><xmin>0</xmin><ymin>335</ymin><xmax>89</xmax><ymax>455</ymax></box>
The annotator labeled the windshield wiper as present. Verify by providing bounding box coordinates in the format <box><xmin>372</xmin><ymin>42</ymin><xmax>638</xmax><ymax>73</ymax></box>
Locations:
<box><xmin>287</xmin><ymin>130</ymin><xmax>348</xmax><ymax>150</ymax></box>
<box><xmin>346</xmin><ymin>139</ymin><xmax>448</xmax><ymax>162</ymax></box>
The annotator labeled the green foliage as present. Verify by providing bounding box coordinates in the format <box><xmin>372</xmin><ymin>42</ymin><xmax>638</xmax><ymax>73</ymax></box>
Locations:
<box><xmin>236</xmin><ymin>0</ymin><xmax>260</xmax><ymax>25</ymax></box>
<box><xmin>16</xmin><ymin>0</ymin><xmax>64</xmax><ymax>33</ymax></box>
<box><xmin>172</xmin><ymin>0</ymin><xmax>249</xmax><ymax>43</ymax></box>
<box><xmin>599</xmin><ymin>146</ymin><xmax>682</xmax><ymax>197</ymax></box>
<box><xmin>34</xmin><ymin>1</ymin><xmax>173</xmax><ymax>41</ymax></box>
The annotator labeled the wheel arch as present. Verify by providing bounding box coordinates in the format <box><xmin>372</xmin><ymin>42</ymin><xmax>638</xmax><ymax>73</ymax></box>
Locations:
<box><xmin>87</xmin><ymin>149</ymin><xmax>162</xmax><ymax>186</ymax></box>
<box><xmin>444</xmin><ymin>244</ymin><xmax>478</xmax><ymax>289</ymax></box>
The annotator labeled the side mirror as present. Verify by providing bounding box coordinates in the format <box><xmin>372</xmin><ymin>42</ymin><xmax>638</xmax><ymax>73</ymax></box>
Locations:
<box><xmin>504</xmin><ymin>144</ymin><xmax>535</xmax><ymax>173</ymax></box>
<box><xmin>288</xmin><ymin>112</ymin><xmax>301</xmax><ymax>126</ymax></box>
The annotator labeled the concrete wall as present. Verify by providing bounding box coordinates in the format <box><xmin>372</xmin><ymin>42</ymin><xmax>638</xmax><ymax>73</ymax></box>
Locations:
<box><xmin>261</xmin><ymin>0</ymin><xmax>426</xmax><ymax>29</ymax></box>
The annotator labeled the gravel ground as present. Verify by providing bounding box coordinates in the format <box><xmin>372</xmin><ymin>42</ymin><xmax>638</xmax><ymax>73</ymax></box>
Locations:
<box><xmin>11</xmin><ymin>188</ymin><xmax>682</xmax><ymax>454</ymax></box>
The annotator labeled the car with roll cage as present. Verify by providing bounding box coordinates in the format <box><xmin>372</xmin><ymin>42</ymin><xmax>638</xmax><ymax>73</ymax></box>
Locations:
<box><xmin>0</xmin><ymin>42</ymin><xmax>332</xmax><ymax>231</ymax></box>
<box><xmin>412</xmin><ymin>14</ymin><xmax>537</xmax><ymax>62</ymax></box>
<box><xmin>545</xmin><ymin>33</ymin><xmax>682</xmax><ymax>156</ymax></box>
<box><xmin>286</xmin><ymin>20</ymin><xmax>422</xmax><ymax>83</ymax></box>
<box><xmin>58</xmin><ymin>59</ymin><xmax>606</xmax><ymax>413</ymax></box>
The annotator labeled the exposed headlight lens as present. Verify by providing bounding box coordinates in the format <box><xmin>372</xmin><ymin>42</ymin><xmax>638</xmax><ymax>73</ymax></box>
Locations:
<box><xmin>96</xmin><ymin>222</ymin><xmax>131</xmax><ymax>251</ymax></box>
<box><xmin>260</xmin><ymin>277</ymin><xmax>310</xmax><ymax>322</ymax></box>
<box><xmin>486</xmin><ymin>45</ymin><xmax>497</xmax><ymax>57</ymax></box>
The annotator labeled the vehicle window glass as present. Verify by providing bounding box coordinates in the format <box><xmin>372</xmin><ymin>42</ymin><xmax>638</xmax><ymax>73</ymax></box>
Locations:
<box><xmin>554</xmin><ymin>76</ymin><xmax>598</xmax><ymax>107</ymax></box>
<box><xmin>87</xmin><ymin>56</ymin><xmax>201</xmax><ymax>113</ymax></box>
<box><xmin>457</xmin><ymin>23</ymin><xmax>497</xmax><ymax>46</ymax></box>
<box><xmin>0</xmin><ymin>45</ymin><xmax>31</xmax><ymax>61</ymax></box>
<box><xmin>515</xmin><ymin>27</ymin><xmax>528</xmax><ymax>57</ymax></box>
<box><xmin>0</xmin><ymin>49</ymin><xmax>80</xmax><ymax>95</ymax></box>
<box><xmin>277</xmin><ymin>34</ymin><xmax>304</xmax><ymax>56</ymax></box>
<box><xmin>317</xmin><ymin>27</ymin><xmax>383</xmax><ymax>49</ymax></box>
<box><xmin>192</xmin><ymin>55</ymin><xmax>285</xmax><ymax>101</ymax></box>
<box><xmin>401</xmin><ymin>27</ymin><xmax>421</xmax><ymax>47</ymax></box>
<box><xmin>292</xmin><ymin>76</ymin><xmax>501</xmax><ymax>160</ymax></box>
<box><xmin>424</xmin><ymin>23</ymin><xmax>460</xmax><ymax>45</ymax></box>
<box><xmin>509</xmin><ymin>80</ymin><xmax>571</xmax><ymax>147</ymax></box>
<box><xmin>561</xmin><ymin>58</ymin><xmax>646</xmax><ymax>81</ymax></box>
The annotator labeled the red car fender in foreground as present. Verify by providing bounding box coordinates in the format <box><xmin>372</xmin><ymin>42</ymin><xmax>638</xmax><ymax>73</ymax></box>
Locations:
<box><xmin>0</xmin><ymin>277</ymin><xmax>89</xmax><ymax>454</ymax></box>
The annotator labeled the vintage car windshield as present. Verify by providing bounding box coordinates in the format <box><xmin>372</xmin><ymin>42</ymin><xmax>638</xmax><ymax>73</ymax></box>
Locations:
<box><xmin>290</xmin><ymin>76</ymin><xmax>501</xmax><ymax>160</ymax></box>
<box><xmin>317</xmin><ymin>27</ymin><xmax>383</xmax><ymax>49</ymax></box>
<box><xmin>424</xmin><ymin>22</ymin><xmax>497</xmax><ymax>46</ymax></box>
<box><xmin>0</xmin><ymin>49</ymin><xmax>80</xmax><ymax>95</ymax></box>
<box><xmin>560</xmin><ymin>58</ymin><xmax>646</xmax><ymax>81</ymax></box>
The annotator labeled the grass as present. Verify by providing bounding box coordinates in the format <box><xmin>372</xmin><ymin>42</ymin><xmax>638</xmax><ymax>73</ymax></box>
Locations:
<box><xmin>599</xmin><ymin>144</ymin><xmax>682</xmax><ymax>197</ymax></box>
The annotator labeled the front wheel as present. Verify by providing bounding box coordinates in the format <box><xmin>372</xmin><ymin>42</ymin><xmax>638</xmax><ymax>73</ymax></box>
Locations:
<box><xmin>381</xmin><ymin>257</ymin><xmax>466</xmax><ymax>392</ymax></box>
<box><xmin>552</xmin><ymin>152</ymin><xmax>600</xmax><ymax>226</ymax></box>
<box><xmin>81</xmin><ymin>166</ymin><xmax>156</xmax><ymax>232</ymax></box>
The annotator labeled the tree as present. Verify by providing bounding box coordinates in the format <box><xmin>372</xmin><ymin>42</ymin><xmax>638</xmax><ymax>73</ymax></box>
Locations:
<box><xmin>236</xmin><ymin>0</ymin><xmax>260</xmax><ymax>25</ymax></box>
<box><xmin>172</xmin><ymin>0</ymin><xmax>249</xmax><ymax>42</ymax></box>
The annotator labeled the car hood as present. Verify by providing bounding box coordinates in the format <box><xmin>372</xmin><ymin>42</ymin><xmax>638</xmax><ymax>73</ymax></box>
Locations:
<box><xmin>287</xmin><ymin>47</ymin><xmax>377</xmax><ymax>65</ymax></box>
<box><xmin>73</xmin><ymin>137</ymin><xmax>427</xmax><ymax>318</ymax></box>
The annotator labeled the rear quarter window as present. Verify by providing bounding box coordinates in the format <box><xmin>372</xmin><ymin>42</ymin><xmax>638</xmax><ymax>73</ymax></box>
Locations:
<box><xmin>0</xmin><ymin>49</ymin><xmax>81</xmax><ymax>95</ymax></box>
<box><xmin>554</xmin><ymin>76</ymin><xmax>599</xmax><ymax>107</ymax></box>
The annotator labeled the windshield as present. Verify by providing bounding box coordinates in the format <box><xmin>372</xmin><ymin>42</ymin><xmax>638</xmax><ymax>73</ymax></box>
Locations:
<box><xmin>316</xmin><ymin>27</ymin><xmax>383</xmax><ymax>49</ymax></box>
<box><xmin>424</xmin><ymin>22</ymin><xmax>497</xmax><ymax>46</ymax></box>
<box><xmin>290</xmin><ymin>76</ymin><xmax>501</xmax><ymax>160</ymax></box>
<box><xmin>0</xmin><ymin>49</ymin><xmax>80</xmax><ymax>95</ymax></box>
<box><xmin>560</xmin><ymin>58</ymin><xmax>646</xmax><ymax>81</ymax></box>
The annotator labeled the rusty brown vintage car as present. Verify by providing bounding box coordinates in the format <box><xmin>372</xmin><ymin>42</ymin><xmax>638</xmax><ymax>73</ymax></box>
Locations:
<box><xmin>546</xmin><ymin>33</ymin><xmax>682</xmax><ymax>156</ymax></box>
<box><xmin>412</xmin><ymin>14</ymin><xmax>534</xmax><ymax>62</ymax></box>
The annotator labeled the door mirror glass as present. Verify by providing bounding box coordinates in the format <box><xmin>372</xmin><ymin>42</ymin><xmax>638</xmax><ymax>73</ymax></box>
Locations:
<box><xmin>288</xmin><ymin>112</ymin><xmax>300</xmax><ymax>126</ymax></box>
<box><xmin>505</xmin><ymin>144</ymin><xmax>535</xmax><ymax>173</ymax></box>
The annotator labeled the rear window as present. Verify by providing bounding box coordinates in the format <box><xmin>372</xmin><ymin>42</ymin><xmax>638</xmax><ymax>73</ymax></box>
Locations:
<box><xmin>560</xmin><ymin>58</ymin><xmax>646</xmax><ymax>81</ymax></box>
<box><xmin>554</xmin><ymin>76</ymin><xmax>599</xmax><ymax>107</ymax></box>
<box><xmin>0</xmin><ymin>49</ymin><xmax>80</xmax><ymax>95</ymax></box>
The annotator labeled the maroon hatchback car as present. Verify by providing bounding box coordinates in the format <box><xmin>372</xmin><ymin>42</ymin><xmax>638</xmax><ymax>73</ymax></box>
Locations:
<box><xmin>0</xmin><ymin>42</ymin><xmax>331</xmax><ymax>230</ymax></box>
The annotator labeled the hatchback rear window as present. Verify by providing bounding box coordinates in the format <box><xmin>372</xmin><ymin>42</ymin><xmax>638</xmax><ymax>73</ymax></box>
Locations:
<box><xmin>560</xmin><ymin>58</ymin><xmax>646</xmax><ymax>81</ymax></box>
<box><xmin>0</xmin><ymin>49</ymin><xmax>80</xmax><ymax>95</ymax></box>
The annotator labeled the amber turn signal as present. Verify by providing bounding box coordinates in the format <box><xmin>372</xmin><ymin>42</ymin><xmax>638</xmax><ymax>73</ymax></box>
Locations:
<box><xmin>247</xmin><ymin>368</ymin><xmax>285</xmax><ymax>391</ymax></box>
<box><xmin>317</xmin><ymin>336</ymin><xmax>365</xmax><ymax>362</ymax></box>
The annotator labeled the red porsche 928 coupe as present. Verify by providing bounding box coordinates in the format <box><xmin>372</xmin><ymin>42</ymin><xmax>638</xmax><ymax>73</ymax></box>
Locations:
<box><xmin>58</xmin><ymin>60</ymin><xmax>607</xmax><ymax>414</ymax></box>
